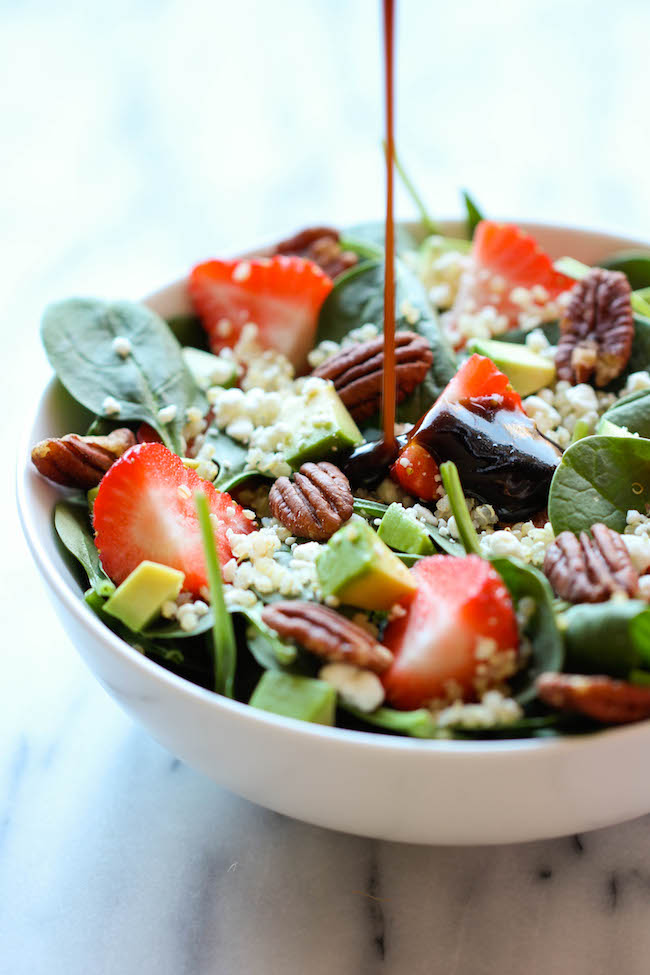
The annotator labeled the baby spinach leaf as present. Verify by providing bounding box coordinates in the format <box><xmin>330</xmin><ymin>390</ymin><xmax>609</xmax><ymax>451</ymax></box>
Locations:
<box><xmin>462</xmin><ymin>189</ymin><xmax>484</xmax><ymax>238</ymax></box>
<box><xmin>388</xmin><ymin>143</ymin><xmax>438</xmax><ymax>235</ymax></box>
<box><xmin>317</xmin><ymin>259</ymin><xmax>457</xmax><ymax>409</ymax></box>
<box><xmin>490</xmin><ymin>557</ymin><xmax>564</xmax><ymax>704</ymax></box>
<box><xmin>342</xmin><ymin>702</ymin><xmax>439</xmax><ymax>738</ymax></box>
<box><xmin>201</xmin><ymin>421</ymin><xmax>249</xmax><ymax>489</ymax></box>
<box><xmin>41</xmin><ymin>298</ymin><xmax>206</xmax><ymax>455</ymax></box>
<box><xmin>243</xmin><ymin>611</ymin><xmax>298</xmax><ymax>670</ymax></box>
<box><xmin>548</xmin><ymin>435</ymin><xmax>650</xmax><ymax>534</ymax></box>
<box><xmin>599</xmin><ymin>251</ymin><xmax>650</xmax><ymax>290</ymax></box>
<box><xmin>601</xmin><ymin>388</ymin><xmax>650</xmax><ymax>438</ymax></box>
<box><xmin>143</xmin><ymin>614</ymin><xmax>215</xmax><ymax>640</ymax></box>
<box><xmin>341</xmin><ymin>222</ymin><xmax>420</xmax><ymax>256</ymax></box>
<box><xmin>54</xmin><ymin>501</ymin><xmax>115</xmax><ymax>597</ymax></box>
<box><xmin>561</xmin><ymin>600</ymin><xmax>650</xmax><ymax>677</ymax></box>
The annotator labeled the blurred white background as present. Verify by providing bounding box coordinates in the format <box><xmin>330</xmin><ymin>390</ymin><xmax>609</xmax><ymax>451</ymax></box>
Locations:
<box><xmin>3</xmin><ymin>3</ymin><xmax>650</xmax><ymax>970</ymax></box>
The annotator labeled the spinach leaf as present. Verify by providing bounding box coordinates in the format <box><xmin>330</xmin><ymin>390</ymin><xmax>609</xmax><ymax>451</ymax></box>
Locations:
<box><xmin>599</xmin><ymin>251</ymin><xmax>650</xmax><ymax>290</ymax></box>
<box><xmin>41</xmin><ymin>298</ymin><xmax>206</xmax><ymax>455</ymax></box>
<box><xmin>195</xmin><ymin>491</ymin><xmax>237</xmax><ymax>696</ymax></box>
<box><xmin>342</xmin><ymin>702</ymin><xmax>439</xmax><ymax>738</ymax></box>
<box><xmin>317</xmin><ymin>259</ymin><xmax>457</xmax><ymax>410</ymax></box>
<box><xmin>491</xmin><ymin>557</ymin><xmax>564</xmax><ymax>704</ymax></box>
<box><xmin>54</xmin><ymin>501</ymin><xmax>115</xmax><ymax>597</ymax></box>
<box><xmin>561</xmin><ymin>600</ymin><xmax>650</xmax><ymax>678</ymax></box>
<box><xmin>462</xmin><ymin>189</ymin><xmax>484</xmax><ymax>238</ymax></box>
<box><xmin>242</xmin><ymin>610</ymin><xmax>298</xmax><ymax>670</ymax></box>
<box><xmin>548</xmin><ymin>435</ymin><xmax>650</xmax><ymax>534</ymax></box>
<box><xmin>601</xmin><ymin>388</ymin><xmax>650</xmax><ymax>437</ymax></box>
<box><xmin>341</xmin><ymin>221</ymin><xmax>421</xmax><ymax>255</ymax></box>
<box><xmin>143</xmin><ymin>614</ymin><xmax>215</xmax><ymax>640</ymax></box>
<box><xmin>201</xmin><ymin>421</ymin><xmax>250</xmax><ymax>489</ymax></box>
<box><xmin>389</xmin><ymin>144</ymin><xmax>438</xmax><ymax>235</ymax></box>
<box><xmin>352</xmin><ymin>498</ymin><xmax>462</xmax><ymax>555</ymax></box>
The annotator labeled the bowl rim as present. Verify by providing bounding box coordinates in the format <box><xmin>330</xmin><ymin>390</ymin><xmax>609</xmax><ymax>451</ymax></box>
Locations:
<box><xmin>17</xmin><ymin>217</ymin><xmax>650</xmax><ymax>762</ymax></box>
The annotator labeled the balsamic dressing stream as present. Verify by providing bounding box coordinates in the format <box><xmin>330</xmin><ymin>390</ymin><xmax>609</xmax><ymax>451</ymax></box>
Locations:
<box><xmin>343</xmin><ymin>0</ymin><xmax>401</xmax><ymax>487</ymax></box>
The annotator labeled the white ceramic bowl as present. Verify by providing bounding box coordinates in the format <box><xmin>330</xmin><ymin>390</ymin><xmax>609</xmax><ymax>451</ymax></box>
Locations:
<box><xmin>17</xmin><ymin>221</ymin><xmax>650</xmax><ymax>845</ymax></box>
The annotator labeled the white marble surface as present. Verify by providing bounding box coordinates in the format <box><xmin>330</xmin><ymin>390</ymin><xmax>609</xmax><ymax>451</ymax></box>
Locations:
<box><xmin>5</xmin><ymin>0</ymin><xmax>650</xmax><ymax>971</ymax></box>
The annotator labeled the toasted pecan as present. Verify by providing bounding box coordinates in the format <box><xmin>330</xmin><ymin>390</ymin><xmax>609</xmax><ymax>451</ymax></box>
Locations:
<box><xmin>274</xmin><ymin>226</ymin><xmax>358</xmax><ymax>279</ymax></box>
<box><xmin>261</xmin><ymin>601</ymin><xmax>393</xmax><ymax>672</ymax></box>
<box><xmin>537</xmin><ymin>672</ymin><xmax>650</xmax><ymax>724</ymax></box>
<box><xmin>312</xmin><ymin>330</ymin><xmax>433</xmax><ymax>422</ymax></box>
<box><xmin>31</xmin><ymin>428</ymin><xmax>136</xmax><ymax>488</ymax></box>
<box><xmin>269</xmin><ymin>462</ymin><xmax>353</xmax><ymax>541</ymax></box>
<box><xmin>543</xmin><ymin>523</ymin><xmax>638</xmax><ymax>603</ymax></box>
<box><xmin>556</xmin><ymin>268</ymin><xmax>634</xmax><ymax>387</ymax></box>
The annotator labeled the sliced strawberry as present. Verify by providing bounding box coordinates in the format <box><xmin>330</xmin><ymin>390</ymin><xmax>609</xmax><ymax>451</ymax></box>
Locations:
<box><xmin>382</xmin><ymin>555</ymin><xmax>519</xmax><ymax>710</ymax></box>
<box><xmin>391</xmin><ymin>441</ymin><xmax>441</xmax><ymax>500</ymax></box>
<box><xmin>391</xmin><ymin>354</ymin><xmax>523</xmax><ymax>501</ymax></box>
<box><xmin>450</xmin><ymin>220</ymin><xmax>574</xmax><ymax>336</ymax></box>
<box><xmin>441</xmin><ymin>352</ymin><xmax>523</xmax><ymax>413</ymax></box>
<box><xmin>93</xmin><ymin>442</ymin><xmax>255</xmax><ymax>595</ymax></box>
<box><xmin>188</xmin><ymin>255</ymin><xmax>333</xmax><ymax>371</ymax></box>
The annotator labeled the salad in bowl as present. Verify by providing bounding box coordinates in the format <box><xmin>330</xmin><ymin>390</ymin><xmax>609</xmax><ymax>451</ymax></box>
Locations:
<box><xmin>26</xmin><ymin>201</ymin><xmax>650</xmax><ymax>749</ymax></box>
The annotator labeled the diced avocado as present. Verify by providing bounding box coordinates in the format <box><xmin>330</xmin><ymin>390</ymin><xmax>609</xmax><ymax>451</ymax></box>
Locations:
<box><xmin>377</xmin><ymin>503</ymin><xmax>434</xmax><ymax>556</ymax></box>
<box><xmin>249</xmin><ymin>672</ymin><xmax>336</xmax><ymax>725</ymax></box>
<box><xmin>596</xmin><ymin>417</ymin><xmax>636</xmax><ymax>438</ymax></box>
<box><xmin>182</xmin><ymin>347</ymin><xmax>238</xmax><ymax>389</ymax></box>
<box><xmin>283</xmin><ymin>381</ymin><xmax>363</xmax><ymax>469</ymax></box>
<box><xmin>465</xmin><ymin>338</ymin><xmax>556</xmax><ymax>396</ymax></box>
<box><xmin>316</xmin><ymin>515</ymin><xmax>417</xmax><ymax>610</ymax></box>
<box><xmin>104</xmin><ymin>560</ymin><xmax>184</xmax><ymax>631</ymax></box>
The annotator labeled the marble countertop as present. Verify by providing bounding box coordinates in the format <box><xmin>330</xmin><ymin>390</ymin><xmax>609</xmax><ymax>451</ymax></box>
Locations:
<box><xmin>4</xmin><ymin>1</ymin><xmax>650</xmax><ymax>972</ymax></box>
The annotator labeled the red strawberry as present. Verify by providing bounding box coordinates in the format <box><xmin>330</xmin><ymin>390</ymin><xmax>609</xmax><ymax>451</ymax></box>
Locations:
<box><xmin>93</xmin><ymin>442</ymin><xmax>256</xmax><ymax>595</ymax></box>
<box><xmin>391</xmin><ymin>441</ymin><xmax>441</xmax><ymax>499</ymax></box>
<box><xmin>450</xmin><ymin>220</ymin><xmax>574</xmax><ymax>336</ymax></box>
<box><xmin>188</xmin><ymin>255</ymin><xmax>333</xmax><ymax>371</ymax></box>
<box><xmin>441</xmin><ymin>352</ymin><xmax>523</xmax><ymax>413</ymax></box>
<box><xmin>382</xmin><ymin>555</ymin><xmax>519</xmax><ymax>710</ymax></box>
<box><xmin>391</xmin><ymin>354</ymin><xmax>523</xmax><ymax>501</ymax></box>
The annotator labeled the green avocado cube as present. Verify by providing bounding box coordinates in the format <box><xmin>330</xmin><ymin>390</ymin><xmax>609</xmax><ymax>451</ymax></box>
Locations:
<box><xmin>249</xmin><ymin>672</ymin><xmax>336</xmax><ymax>725</ymax></box>
<box><xmin>182</xmin><ymin>346</ymin><xmax>238</xmax><ymax>389</ymax></box>
<box><xmin>316</xmin><ymin>515</ymin><xmax>416</xmax><ymax>610</ymax></box>
<box><xmin>596</xmin><ymin>417</ymin><xmax>636</xmax><ymax>438</ymax></box>
<box><xmin>103</xmin><ymin>560</ymin><xmax>184</xmax><ymax>631</ymax></box>
<box><xmin>377</xmin><ymin>503</ymin><xmax>435</xmax><ymax>556</ymax></box>
<box><xmin>283</xmin><ymin>381</ymin><xmax>363</xmax><ymax>469</ymax></box>
<box><xmin>465</xmin><ymin>338</ymin><xmax>556</xmax><ymax>396</ymax></box>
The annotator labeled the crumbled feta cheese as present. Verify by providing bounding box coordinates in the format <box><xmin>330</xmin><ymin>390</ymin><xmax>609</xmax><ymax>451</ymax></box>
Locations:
<box><xmin>112</xmin><ymin>335</ymin><xmax>132</xmax><ymax>358</ymax></box>
<box><xmin>102</xmin><ymin>395</ymin><xmax>121</xmax><ymax>417</ymax></box>
<box><xmin>621</xmin><ymin>535</ymin><xmax>650</xmax><ymax>575</ymax></box>
<box><xmin>232</xmin><ymin>261</ymin><xmax>251</xmax><ymax>282</ymax></box>
<box><xmin>319</xmin><ymin>663</ymin><xmax>385</xmax><ymax>712</ymax></box>
<box><xmin>157</xmin><ymin>404</ymin><xmax>177</xmax><ymax>424</ymax></box>
<box><xmin>435</xmin><ymin>691</ymin><xmax>522</xmax><ymax>729</ymax></box>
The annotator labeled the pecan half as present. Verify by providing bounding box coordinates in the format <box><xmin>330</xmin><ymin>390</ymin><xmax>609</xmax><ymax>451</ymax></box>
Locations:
<box><xmin>31</xmin><ymin>428</ymin><xmax>136</xmax><ymax>488</ymax></box>
<box><xmin>543</xmin><ymin>523</ymin><xmax>638</xmax><ymax>603</ymax></box>
<box><xmin>556</xmin><ymin>268</ymin><xmax>634</xmax><ymax>387</ymax></box>
<box><xmin>312</xmin><ymin>331</ymin><xmax>433</xmax><ymax>422</ymax></box>
<box><xmin>261</xmin><ymin>601</ymin><xmax>393</xmax><ymax>672</ymax></box>
<box><xmin>269</xmin><ymin>461</ymin><xmax>353</xmax><ymax>541</ymax></box>
<box><xmin>537</xmin><ymin>672</ymin><xmax>650</xmax><ymax>724</ymax></box>
<box><xmin>274</xmin><ymin>226</ymin><xmax>358</xmax><ymax>279</ymax></box>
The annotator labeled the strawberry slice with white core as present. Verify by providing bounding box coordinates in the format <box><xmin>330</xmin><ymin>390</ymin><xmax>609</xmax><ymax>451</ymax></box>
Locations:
<box><xmin>449</xmin><ymin>220</ymin><xmax>574</xmax><ymax>342</ymax></box>
<box><xmin>382</xmin><ymin>555</ymin><xmax>519</xmax><ymax>710</ymax></box>
<box><xmin>93</xmin><ymin>442</ymin><xmax>255</xmax><ymax>595</ymax></box>
<box><xmin>188</xmin><ymin>255</ymin><xmax>333</xmax><ymax>372</ymax></box>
